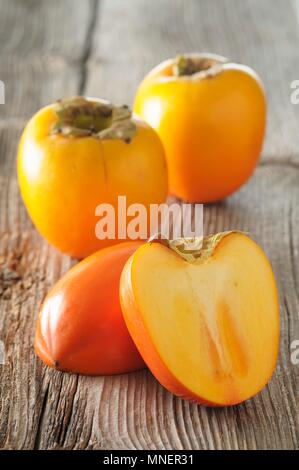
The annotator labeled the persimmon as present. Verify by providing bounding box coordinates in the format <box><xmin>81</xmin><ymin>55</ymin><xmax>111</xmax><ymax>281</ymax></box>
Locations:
<box><xmin>17</xmin><ymin>97</ymin><xmax>168</xmax><ymax>258</ymax></box>
<box><xmin>134</xmin><ymin>53</ymin><xmax>266</xmax><ymax>202</ymax></box>
<box><xmin>35</xmin><ymin>241</ymin><xmax>145</xmax><ymax>375</ymax></box>
<box><xmin>120</xmin><ymin>232</ymin><xmax>280</xmax><ymax>406</ymax></box>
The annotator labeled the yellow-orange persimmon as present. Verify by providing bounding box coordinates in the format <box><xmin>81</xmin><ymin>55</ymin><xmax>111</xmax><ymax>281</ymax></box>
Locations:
<box><xmin>134</xmin><ymin>53</ymin><xmax>266</xmax><ymax>202</ymax></box>
<box><xmin>18</xmin><ymin>97</ymin><xmax>168</xmax><ymax>258</ymax></box>
<box><xmin>35</xmin><ymin>241</ymin><xmax>145</xmax><ymax>375</ymax></box>
<box><xmin>120</xmin><ymin>232</ymin><xmax>279</xmax><ymax>406</ymax></box>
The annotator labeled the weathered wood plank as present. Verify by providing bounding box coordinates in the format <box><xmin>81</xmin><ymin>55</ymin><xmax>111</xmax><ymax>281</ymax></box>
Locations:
<box><xmin>0</xmin><ymin>0</ymin><xmax>298</xmax><ymax>451</ymax></box>
<box><xmin>0</xmin><ymin>0</ymin><xmax>97</xmax><ymax>122</ymax></box>
<box><xmin>0</xmin><ymin>0</ymin><xmax>99</xmax><ymax>450</ymax></box>
<box><xmin>1</xmin><ymin>160</ymin><xmax>297</xmax><ymax>449</ymax></box>
<box><xmin>0</xmin><ymin>0</ymin><xmax>92</xmax><ymax>60</ymax></box>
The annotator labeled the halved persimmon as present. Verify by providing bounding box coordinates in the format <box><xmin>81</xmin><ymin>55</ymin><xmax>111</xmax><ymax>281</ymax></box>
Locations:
<box><xmin>35</xmin><ymin>241</ymin><xmax>145</xmax><ymax>375</ymax></box>
<box><xmin>120</xmin><ymin>232</ymin><xmax>280</xmax><ymax>406</ymax></box>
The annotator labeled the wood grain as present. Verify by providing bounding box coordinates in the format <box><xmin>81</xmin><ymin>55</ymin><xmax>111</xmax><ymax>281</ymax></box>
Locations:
<box><xmin>0</xmin><ymin>0</ymin><xmax>298</xmax><ymax>450</ymax></box>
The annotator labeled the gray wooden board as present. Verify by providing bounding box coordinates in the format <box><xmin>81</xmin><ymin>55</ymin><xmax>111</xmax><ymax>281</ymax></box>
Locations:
<box><xmin>0</xmin><ymin>0</ymin><xmax>298</xmax><ymax>449</ymax></box>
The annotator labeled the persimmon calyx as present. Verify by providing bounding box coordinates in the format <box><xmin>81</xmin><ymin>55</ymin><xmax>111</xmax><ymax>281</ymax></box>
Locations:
<box><xmin>149</xmin><ymin>231</ymin><xmax>245</xmax><ymax>263</ymax></box>
<box><xmin>52</xmin><ymin>96</ymin><xmax>137</xmax><ymax>143</ymax></box>
<box><xmin>173</xmin><ymin>55</ymin><xmax>225</xmax><ymax>79</ymax></box>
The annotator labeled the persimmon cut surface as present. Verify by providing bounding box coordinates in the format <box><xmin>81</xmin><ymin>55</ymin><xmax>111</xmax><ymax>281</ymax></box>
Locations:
<box><xmin>35</xmin><ymin>242</ymin><xmax>145</xmax><ymax>375</ymax></box>
<box><xmin>120</xmin><ymin>233</ymin><xmax>280</xmax><ymax>406</ymax></box>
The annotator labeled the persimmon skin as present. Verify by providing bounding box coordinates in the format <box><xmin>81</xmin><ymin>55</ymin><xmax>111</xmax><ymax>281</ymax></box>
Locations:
<box><xmin>35</xmin><ymin>241</ymin><xmax>145</xmax><ymax>375</ymax></box>
<box><xmin>17</xmin><ymin>99</ymin><xmax>168</xmax><ymax>258</ymax></box>
<box><xmin>134</xmin><ymin>54</ymin><xmax>266</xmax><ymax>202</ymax></box>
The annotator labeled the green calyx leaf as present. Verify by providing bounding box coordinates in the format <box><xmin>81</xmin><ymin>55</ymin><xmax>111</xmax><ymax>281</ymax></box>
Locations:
<box><xmin>52</xmin><ymin>97</ymin><xmax>136</xmax><ymax>143</ymax></box>
<box><xmin>149</xmin><ymin>231</ymin><xmax>246</xmax><ymax>264</ymax></box>
<box><xmin>173</xmin><ymin>55</ymin><xmax>223</xmax><ymax>78</ymax></box>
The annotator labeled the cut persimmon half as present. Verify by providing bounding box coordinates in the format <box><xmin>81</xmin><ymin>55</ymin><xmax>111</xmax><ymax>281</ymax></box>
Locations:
<box><xmin>120</xmin><ymin>232</ymin><xmax>280</xmax><ymax>406</ymax></box>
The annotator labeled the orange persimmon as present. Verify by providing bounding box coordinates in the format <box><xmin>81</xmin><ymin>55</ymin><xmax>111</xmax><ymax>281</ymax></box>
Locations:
<box><xmin>17</xmin><ymin>97</ymin><xmax>168</xmax><ymax>258</ymax></box>
<box><xmin>134</xmin><ymin>53</ymin><xmax>266</xmax><ymax>202</ymax></box>
<box><xmin>120</xmin><ymin>232</ymin><xmax>280</xmax><ymax>406</ymax></box>
<box><xmin>35</xmin><ymin>241</ymin><xmax>145</xmax><ymax>375</ymax></box>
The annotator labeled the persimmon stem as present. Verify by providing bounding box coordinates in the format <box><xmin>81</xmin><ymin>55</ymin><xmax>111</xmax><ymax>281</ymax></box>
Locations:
<box><xmin>150</xmin><ymin>231</ymin><xmax>244</xmax><ymax>263</ymax></box>
<box><xmin>173</xmin><ymin>55</ymin><xmax>224</xmax><ymax>78</ymax></box>
<box><xmin>52</xmin><ymin>97</ymin><xmax>136</xmax><ymax>143</ymax></box>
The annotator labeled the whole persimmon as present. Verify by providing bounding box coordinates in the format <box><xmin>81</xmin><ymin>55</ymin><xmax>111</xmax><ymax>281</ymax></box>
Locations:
<box><xmin>134</xmin><ymin>53</ymin><xmax>266</xmax><ymax>202</ymax></box>
<box><xmin>120</xmin><ymin>232</ymin><xmax>280</xmax><ymax>406</ymax></box>
<box><xmin>35</xmin><ymin>241</ymin><xmax>145</xmax><ymax>375</ymax></box>
<box><xmin>17</xmin><ymin>97</ymin><xmax>168</xmax><ymax>258</ymax></box>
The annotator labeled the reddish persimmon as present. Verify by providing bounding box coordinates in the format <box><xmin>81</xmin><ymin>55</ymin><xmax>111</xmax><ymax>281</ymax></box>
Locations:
<box><xmin>35</xmin><ymin>241</ymin><xmax>145</xmax><ymax>375</ymax></box>
<box><xmin>134</xmin><ymin>53</ymin><xmax>266</xmax><ymax>202</ymax></box>
<box><xmin>120</xmin><ymin>232</ymin><xmax>280</xmax><ymax>406</ymax></box>
<box><xmin>18</xmin><ymin>97</ymin><xmax>167</xmax><ymax>258</ymax></box>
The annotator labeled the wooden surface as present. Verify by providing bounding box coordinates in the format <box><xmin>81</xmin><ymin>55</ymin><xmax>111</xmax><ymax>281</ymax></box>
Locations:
<box><xmin>0</xmin><ymin>0</ymin><xmax>298</xmax><ymax>450</ymax></box>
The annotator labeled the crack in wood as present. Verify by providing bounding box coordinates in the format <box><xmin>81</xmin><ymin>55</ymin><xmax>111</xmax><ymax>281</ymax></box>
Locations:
<box><xmin>33</xmin><ymin>382</ymin><xmax>50</xmax><ymax>450</ymax></box>
<box><xmin>57</xmin><ymin>375</ymin><xmax>79</xmax><ymax>447</ymax></box>
<box><xmin>259</xmin><ymin>159</ymin><xmax>299</xmax><ymax>170</ymax></box>
<box><xmin>78</xmin><ymin>0</ymin><xmax>99</xmax><ymax>95</ymax></box>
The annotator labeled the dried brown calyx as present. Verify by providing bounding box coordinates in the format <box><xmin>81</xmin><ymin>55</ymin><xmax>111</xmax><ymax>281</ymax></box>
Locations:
<box><xmin>51</xmin><ymin>96</ymin><xmax>136</xmax><ymax>143</ymax></box>
<box><xmin>173</xmin><ymin>54</ymin><xmax>225</xmax><ymax>78</ymax></box>
<box><xmin>150</xmin><ymin>231</ymin><xmax>243</xmax><ymax>264</ymax></box>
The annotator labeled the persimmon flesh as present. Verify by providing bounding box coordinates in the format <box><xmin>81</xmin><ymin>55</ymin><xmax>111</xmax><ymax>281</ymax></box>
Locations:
<box><xmin>35</xmin><ymin>242</ymin><xmax>145</xmax><ymax>375</ymax></box>
<box><xmin>120</xmin><ymin>232</ymin><xmax>279</xmax><ymax>405</ymax></box>
<box><xmin>134</xmin><ymin>53</ymin><xmax>266</xmax><ymax>202</ymax></box>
